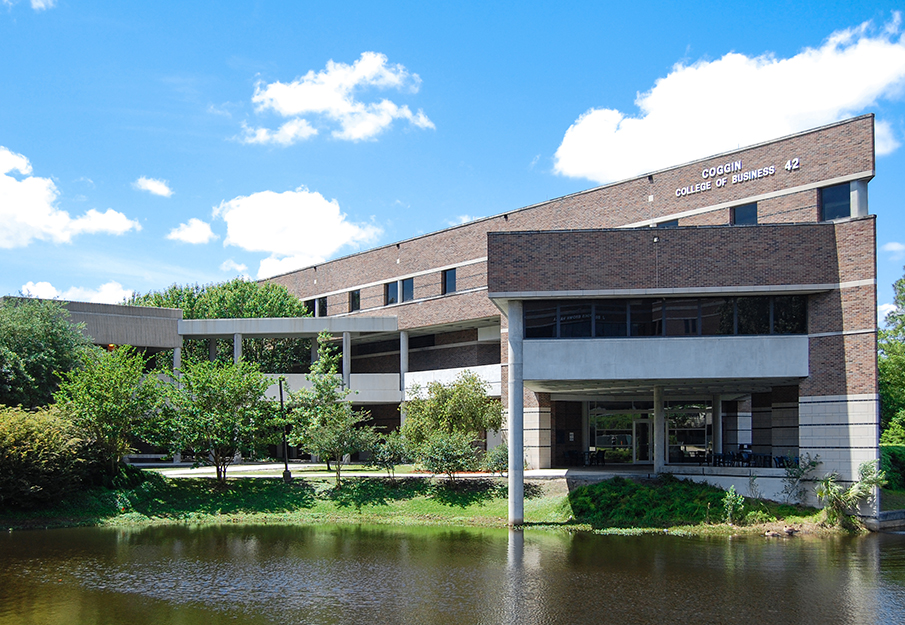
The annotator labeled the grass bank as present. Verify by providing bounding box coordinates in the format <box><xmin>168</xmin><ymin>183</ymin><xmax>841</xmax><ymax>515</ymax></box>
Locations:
<box><xmin>0</xmin><ymin>471</ymin><xmax>830</xmax><ymax>535</ymax></box>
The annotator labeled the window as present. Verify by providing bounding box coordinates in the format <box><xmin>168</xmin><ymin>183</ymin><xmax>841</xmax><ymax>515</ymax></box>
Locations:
<box><xmin>385</xmin><ymin>282</ymin><xmax>398</xmax><ymax>305</ymax></box>
<box><xmin>821</xmin><ymin>183</ymin><xmax>850</xmax><ymax>221</ymax></box>
<box><xmin>594</xmin><ymin>300</ymin><xmax>627</xmax><ymax>337</ymax></box>
<box><xmin>559</xmin><ymin>301</ymin><xmax>592</xmax><ymax>338</ymax></box>
<box><xmin>316</xmin><ymin>297</ymin><xmax>327</xmax><ymax>317</ymax></box>
<box><xmin>349</xmin><ymin>290</ymin><xmax>360</xmax><ymax>312</ymax></box>
<box><xmin>700</xmin><ymin>298</ymin><xmax>734</xmax><ymax>335</ymax></box>
<box><xmin>402</xmin><ymin>278</ymin><xmax>414</xmax><ymax>302</ymax></box>
<box><xmin>629</xmin><ymin>300</ymin><xmax>661</xmax><ymax>336</ymax></box>
<box><xmin>656</xmin><ymin>219</ymin><xmax>679</xmax><ymax>229</ymax></box>
<box><xmin>731</xmin><ymin>203</ymin><xmax>757</xmax><ymax>225</ymax></box>
<box><xmin>442</xmin><ymin>268</ymin><xmax>456</xmax><ymax>295</ymax></box>
<box><xmin>304</xmin><ymin>299</ymin><xmax>315</xmax><ymax>315</ymax></box>
<box><xmin>665</xmin><ymin>299</ymin><xmax>699</xmax><ymax>336</ymax></box>
<box><xmin>524</xmin><ymin>301</ymin><xmax>557</xmax><ymax>338</ymax></box>
<box><xmin>737</xmin><ymin>297</ymin><xmax>770</xmax><ymax>335</ymax></box>
<box><xmin>773</xmin><ymin>296</ymin><xmax>807</xmax><ymax>334</ymax></box>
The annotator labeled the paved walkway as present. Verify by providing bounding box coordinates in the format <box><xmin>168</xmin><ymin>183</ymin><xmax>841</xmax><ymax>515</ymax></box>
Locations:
<box><xmin>148</xmin><ymin>462</ymin><xmax>658</xmax><ymax>480</ymax></box>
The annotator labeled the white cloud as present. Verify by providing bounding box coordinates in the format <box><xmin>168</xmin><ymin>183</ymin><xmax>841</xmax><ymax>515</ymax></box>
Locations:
<box><xmin>447</xmin><ymin>214</ymin><xmax>481</xmax><ymax>226</ymax></box>
<box><xmin>554</xmin><ymin>14</ymin><xmax>905</xmax><ymax>184</ymax></box>
<box><xmin>167</xmin><ymin>218</ymin><xmax>218</xmax><ymax>244</ymax></box>
<box><xmin>879</xmin><ymin>303</ymin><xmax>898</xmax><ymax>325</ymax></box>
<box><xmin>240</xmin><ymin>118</ymin><xmax>318</xmax><ymax>146</ymax></box>
<box><xmin>0</xmin><ymin>146</ymin><xmax>141</xmax><ymax>248</ymax></box>
<box><xmin>882</xmin><ymin>241</ymin><xmax>905</xmax><ymax>260</ymax></box>
<box><xmin>247</xmin><ymin>52</ymin><xmax>434</xmax><ymax>144</ymax></box>
<box><xmin>21</xmin><ymin>280</ymin><xmax>133</xmax><ymax>304</ymax></box>
<box><xmin>212</xmin><ymin>186</ymin><xmax>382</xmax><ymax>278</ymax></box>
<box><xmin>219</xmin><ymin>259</ymin><xmax>248</xmax><ymax>274</ymax></box>
<box><xmin>133</xmin><ymin>176</ymin><xmax>173</xmax><ymax>197</ymax></box>
<box><xmin>30</xmin><ymin>0</ymin><xmax>55</xmax><ymax>10</ymax></box>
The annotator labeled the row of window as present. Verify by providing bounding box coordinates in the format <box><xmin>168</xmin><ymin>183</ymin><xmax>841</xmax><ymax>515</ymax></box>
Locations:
<box><xmin>306</xmin><ymin>268</ymin><xmax>458</xmax><ymax>316</ymax></box>
<box><xmin>523</xmin><ymin>296</ymin><xmax>807</xmax><ymax>339</ymax></box>
<box><xmin>654</xmin><ymin>182</ymin><xmax>853</xmax><ymax>228</ymax></box>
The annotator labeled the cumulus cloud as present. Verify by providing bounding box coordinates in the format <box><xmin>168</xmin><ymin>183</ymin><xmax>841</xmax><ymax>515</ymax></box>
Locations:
<box><xmin>554</xmin><ymin>14</ymin><xmax>905</xmax><ymax>183</ymax></box>
<box><xmin>133</xmin><ymin>176</ymin><xmax>173</xmax><ymax>197</ymax></box>
<box><xmin>219</xmin><ymin>259</ymin><xmax>248</xmax><ymax>275</ymax></box>
<box><xmin>30</xmin><ymin>0</ymin><xmax>54</xmax><ymax>10</ymax></box>
<box><xmin>0</xmin><ymin>147</ymin><xmax>141</xmax><ymax>248</ymax></box>
<box><xmin>167</xmin><ymin>218</ymin><xmax>217</xmax><ymax>244</ymax></box>
<box><xmin>240</xmin><ymin>118</ymin><xmax>318</xmax><ymax>146</ymax></box>
<box><xmin>447</xmin><ymin>214</ymin><xmax>481</xmax><ymax>226</ymax></box>
<box><xmin>212</xmin><ymin>186</ymin><xmax>382</xmax><ymax>278</ymax></box>
<box><xmin>246</xmin><ymin>52</ymin><xmax>434</xmax><ymax>145</ymax></box>
<box><xmin>882</xmin><ymin>241</ymin><xmax>905</xmax><ymax>260</ymax></box>
<box><xmin>879</xmin><ymin>303</ymin><xmax>898</xmax><ymax>325</ymax></box>
<box><xmin>22</xmin><ymin>280</ymin><xmax>132</xmax><ymax>304</ymax></box>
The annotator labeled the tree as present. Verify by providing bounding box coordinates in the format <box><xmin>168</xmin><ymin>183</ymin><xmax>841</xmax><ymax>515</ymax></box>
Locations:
<box><xmin>128</xmin><ymin>278</ymin><xmax>312</xmax><ymax>373</ymax></box>
<box><xmin>287</xmin><ymin>332</ymin><xmax>377</xmax><ymax>488</ymax></box>
<box><xmin>0</xmin><ymin>297</ymin><xmax>93</xmax><ymax>408</ymax></box>
<box><xmin>880</xmin><ymin>268</ymin><xmax>905</xmax><ymax>431</ymax></box>
<box><xmin>154</xmin><ymin>358</ymin><xmax>276</xmax><ymax>482</ymax></box>
<box><xmin>54</xmin><ymin>345</ymin><xmax>164</xmax><ymax>476</ymax></box>
<box><xmin>400</xmin><ymin>370</ymin><xmax>503</xmax><ymax>446</ymax></box>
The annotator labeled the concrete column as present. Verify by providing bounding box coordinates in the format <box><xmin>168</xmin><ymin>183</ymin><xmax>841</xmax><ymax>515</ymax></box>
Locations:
<box><xmin>208</xmin><ymin>338</ymin><xmax>217</xmax><ymax>362</ymax></box>
<box><xmin>507</xmin><ymin>300</ymin><xmax>524</xmax><ymax>526</ymax></box>
<box><xmin>851</xmin><ymin>180</ymin><xmax>868</xmax><ymax>218</ymax></box>
<box><xmin>399</xmin><ymin>330</ymin><xmax>409</xmax><ymax>392</ymax></box>
<box><xmin>342</xmin><ymin>332</ymin><xmax>351</xmax><ymax>388</ymax></box>
<box><xmin>233</xmin><ymin>333</ymin><xmax>242</xmax><ymax>363</ymax></box>
<box><xmin>173</xmin><ymin>346</ymin><xmax>181</xmax><ymax>376</ymax></box>
<box><xmin>712</xmin><ymin>394</ymin><xmax>723</xmax><ymax>454</ymax></box>
<box><xmin>653</xmin><ymin>385</ymin><xmax>665</xmax><ymax>473</ymax></box>
<box><xmin>310</xmin><ymin>339</ymin><xmax>318</xmax><ymax>365</ymax></box>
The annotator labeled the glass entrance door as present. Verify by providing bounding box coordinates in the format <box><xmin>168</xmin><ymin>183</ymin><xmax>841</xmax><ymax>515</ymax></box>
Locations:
<box><xmin>633</xmin><ymin>419</ymin><xmax>651</xmax><ymax>463</ymax></box>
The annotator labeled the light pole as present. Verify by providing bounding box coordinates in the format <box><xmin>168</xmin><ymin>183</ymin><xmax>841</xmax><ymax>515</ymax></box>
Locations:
<box><xmin>280</xmin><ymin>378</ymin><xmax>292</xmax><ymax>484</ymax></box>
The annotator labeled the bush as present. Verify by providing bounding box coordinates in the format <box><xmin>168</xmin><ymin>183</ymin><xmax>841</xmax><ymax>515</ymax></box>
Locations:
<box><xmin>816</xmin><ymin>461</ymin><xmax>887</xmax><ymax>526</ymax></box>
<box><xmin>419</xmin><ymin>431</ymin><xmax>477</xmax><ymax>481</ymax></box>
<box><xmin>722</xmin><ymin>486</ymin><xmax>745</xmax><ymax>524</ymax></box>
<box><xmin>481</xmin><ymin>443</ymin><xmax>508</xmax><ymax>475</ymax></box>
<box><xmin>881</xmin><ymin>445</ymin><xmax>905</xmax><ymax>490</ymax></box>
<box><xmin>367</xmin><ymin>431</ymin><xmax>410</xmax><ymax>480</ymax></box>
<box><xmin>0</xmin><ymin>405</ymin><xmax>92</xmax><ymax>508</ymax></box>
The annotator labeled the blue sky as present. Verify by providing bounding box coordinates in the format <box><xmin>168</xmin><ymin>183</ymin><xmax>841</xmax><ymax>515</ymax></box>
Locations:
<box><xmin>2</xmin><ymin>1</ymin><xmax>904</xmax><ymax>320</ymax></box>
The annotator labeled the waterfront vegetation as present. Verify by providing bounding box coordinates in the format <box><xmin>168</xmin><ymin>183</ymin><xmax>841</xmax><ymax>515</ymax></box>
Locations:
<box><xmin>0</xmin><ymin>468</ymin><xmax>830</xmax><ymax>536</ymax></box>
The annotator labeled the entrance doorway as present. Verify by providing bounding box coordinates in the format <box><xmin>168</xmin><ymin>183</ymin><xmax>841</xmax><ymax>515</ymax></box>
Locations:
<box><xmin>633</xmin><ymin>419</ymin><xmax>651</xmax><ymax>463</ymax></box>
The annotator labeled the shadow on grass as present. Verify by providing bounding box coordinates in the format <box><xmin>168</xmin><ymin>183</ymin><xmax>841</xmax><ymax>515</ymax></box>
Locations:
<box><xmin>327</xmin><ymin>478</ymin><xmax>430</xmax><ymax>510</ymax></box>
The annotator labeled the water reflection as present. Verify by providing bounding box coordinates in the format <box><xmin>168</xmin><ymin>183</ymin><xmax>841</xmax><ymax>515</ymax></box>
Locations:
<box><xmin>1</xmin><ymin>525</ymin><xmax>904</xmax><ymax>624</ymax></box>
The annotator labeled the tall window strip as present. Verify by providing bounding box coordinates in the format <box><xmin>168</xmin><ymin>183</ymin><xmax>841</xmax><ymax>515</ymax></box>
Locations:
<box><xmin>523</xmin><ymin>296</ymin><xmax>806</xmax><ymax>339</ymax></box>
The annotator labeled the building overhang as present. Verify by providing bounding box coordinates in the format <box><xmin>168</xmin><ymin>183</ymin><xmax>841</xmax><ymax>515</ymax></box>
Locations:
<box><xmin>178</xmin><ymin>316</ymin><xmax>398</xmax><ymax>340</ymax></box>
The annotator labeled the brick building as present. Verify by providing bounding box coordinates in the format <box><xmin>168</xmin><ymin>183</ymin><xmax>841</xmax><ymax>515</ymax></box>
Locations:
<box><xmin>266</xmin><ymin>115</ymin><xmax>879</xmax><ymax>516</ymax></box>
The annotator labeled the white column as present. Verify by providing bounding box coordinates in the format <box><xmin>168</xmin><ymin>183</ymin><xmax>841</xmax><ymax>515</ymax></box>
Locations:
<box><xmin>233</xmin><ymin>333</ymin><xmax>242</xmax><ymax>363</ymax></box>
<box><xmin>173</xmin><ymin>346</ymin><xmax>181</xmax><ymax>376</ymax></box>
<box><xmin>507</xmin><ymin>300</ymin><xmax>524</xmax><ymax>526</ymax></box>
<box><xmin>653</xmin><ymin>385</ymin><xmax>665</xmax><ymax>473</ymax></box>
<box><xmin>712</xmin><ymin>394</ymin><xmax>723</xmax><ymax>454</ymax></box>
<box><xmin>851</xmin><ymin>180</ymin><xmax>868</xmax><ymax>218</ymax></box>
<box><xmin>399</xmin><ymin>330</ymin><xmax>409</xmax><ymax>392</ymax></box>
<box><xmin>310</xmin><ymin>339</ymin><xmax>318</xmax><ymax>365</ymax></box>
<box><xmin>342</xmin><ymin>331</ymin><xmax>351</xmax><ymax>388</ymax></box>
<box><xmin>208</xmin><ymin>338</ymin><xmax>217</xmax><ymax>362</ymax></box>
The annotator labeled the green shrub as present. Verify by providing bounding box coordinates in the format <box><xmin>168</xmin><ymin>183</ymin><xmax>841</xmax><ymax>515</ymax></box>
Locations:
<box><xmin>419</xmin><ymin>431</ymin><xmax>477</xmax><ymax>482</ymax></box>
<box><xmin>605</xmin><ymin>448</ymin><xmax>632</xmax><ymax>463</ymax></box>
<box><xmin>722</xmin><ymin>486</ymin><xmax>745</xmax><ymax>524</ymax></box>
<box><xmin>881</xmin><ymin>445</ymin><xmax>905</xmax><ymax>490</ymax></box>
<box><xmin>744</xmin><ymin>509</ymin><xmax>776</xmax><ymax>525</ymax></box>
<box><xmin>481</xmin><ymin>443</ymin><xmax>508</xmax><ymax>475</ymax></box>
<box><xmin>367</xmin><ymin>431</ymin><xmax>410</xmax><ymax>480</ymax></box>
<box><xmin>0</xmin><ymin>405</ymin><xmax>92</xmax><ymax>508</ymax></box>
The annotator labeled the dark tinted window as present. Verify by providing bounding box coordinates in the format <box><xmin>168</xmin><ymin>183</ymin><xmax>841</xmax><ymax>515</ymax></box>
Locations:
<box><xmin>402</xmin><ymin>278</ymin><xmax>414</xmax><ymax>302</ymax></box>
<box><xmin>737</xmin><ymin>297</ymin><xmax>770</xmax><ymax>334</ymax></box>
<box><xmin>317</xmin><ymin>297</ymin><xmax>327</xmax><ymax>317</ymax></box>
<box><xmin>559</xmin><ymin>302</ymin><xmax>592</xmax><ymax>337</ymax></box>
<box><xmin>524</xmin><ymin>301</ymin><xmax>556</xmax><ymax>338</ymax></box>
<box><xmin>349</xmin><ymin>290</ymin><xmax>360</xmax><ymax>312</ymax></box>
<box><xmin>656</xmin><ymin>219</ymin><xmax>679</xmax><ymax>229</ymax></box>
<box><xmin>773</xmin><ymin>296</ymin><xmax>807</xmax><ymax>334</ymax></box>
<box><xmin>385</xmin><ymin>282</ymin><xmax>398</xmax><ymax>305</ymax></box>
<box><xmin>630</xmin><ymin>300</ymin><xmax>663</xmax><ymax>336</ymax></box>
<box><xmin>665</xmin><ymin>299</ymin><xmax>699</xmax><ymax>336</ymax></box>
<box><xmin>595</xmin><ymin>300</ymin><xmax>627</xmax><ymax>337</ymax></box>
<box><xmin>442</xmin><ymin>268</ymin><xmax>456</xmax><ymax>294</ymax></box>
<box><xmin>821</xmin><ymin>183</ymin><xmax>850</xmax><ymax>221</ymax></box>
<box><xmin>701</xmin><ymin>298</ymin><xmax>735</xmax><ymax>335</ymax></box>
<box><xmin>304</xmin><ymin>299</ymin><xmax>315</xmax><ymax>315</ymax></box>
<box><xmin>731</xmin><ymin>203</ymin><xmax>757</xmax><ymax>225</ymax></box>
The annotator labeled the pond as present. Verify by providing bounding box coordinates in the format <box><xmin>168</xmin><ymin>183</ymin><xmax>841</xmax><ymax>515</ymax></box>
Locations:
<box><xmin>2</xmin><ymin>524</ymin><xmax>905</xmax><ymax>624</ymax></box>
